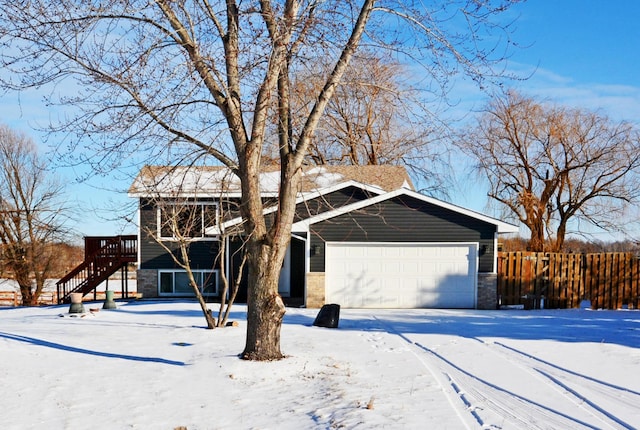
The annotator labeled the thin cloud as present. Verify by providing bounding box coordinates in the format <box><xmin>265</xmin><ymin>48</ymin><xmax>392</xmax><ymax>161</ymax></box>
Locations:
<box><xmin>511</xmin><ymin>64</ymin><xmax>640</xmax><ymax>125</ymax></box>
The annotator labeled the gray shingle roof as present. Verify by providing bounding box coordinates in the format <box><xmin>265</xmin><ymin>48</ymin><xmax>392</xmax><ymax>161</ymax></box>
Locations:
<box><xmin>129</xmin><ymin>165</ymin><xmax>414</xmax><ymax>197</ymax></box>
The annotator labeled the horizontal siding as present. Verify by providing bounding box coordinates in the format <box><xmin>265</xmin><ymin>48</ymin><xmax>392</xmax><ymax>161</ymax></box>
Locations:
<box><xmin>310</xmin><ymin>195</ymin><xmax>496</xmax><ymax>272</ymax></box>
<box><xmin>139</xmin><ymin>198</ymin><xmax>221</xmax><ymax>270</ymax></box>
<box><xmin>261</xmin><ymin>186</ymin><xmax>377</xmax><ymax>229</ymax></box>
<box><xmin>294</xmin><ymin>187</ymin><xmax>377</xmax><ymax>222</ymax></box>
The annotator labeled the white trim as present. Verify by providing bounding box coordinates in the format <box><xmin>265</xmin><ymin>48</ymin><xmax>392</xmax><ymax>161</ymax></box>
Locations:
<box><xmin>291</xmin><ymin>233</ymin><xmax>307</xmax><ymax>242</ymax></box>
<box><xmin>157</xmin><ymin>200</ymin><xmax>220</xmax><ymax>241</ymax></box>
<box><xmin>128</xmin><ymin>177</ymin><xmax>388</xmax><ymax>199</ymax></box>
<box><xmin>292</xmin><ymin>188</ymin><xmax>519</xmax><ymax>234</ymax></box>
<box><xmin>205</xmin><ymin>180</ymin><xmax>387</xmax><ymax>235</ymax></box>
<box><xmin>305</xmin><ymin>231</ymin><xmax>310</xmax><ymax>307</ymax></box>
<box><xmin>325</xmin><ymin>240</ymin><xmax>478</xmax><ymax>246</ymax></box>
<box><xmin>297</xmin><ymin>180</ymin><xmax>387</xmax><ymax>201</ymax></box>
<box><xmin>158</xmin><ymin>269</ymin><xmax>219</xmax><ymax>296</ymax></box>
<box><xmin>278</xmin><ymin>245</ymin><xmax>291</xmax><ymax>297</ymax></box>
<box><xmin>224</xmin><ymin>235</ymin><xmax>230</xmax><ymax>300</ymax></box>
<box><xmin>136</xmin><ymin>206</ymin><xmax>142</xmax><ymax>266</ymax></box>
<box><xmin>493</xmin><ymin>232</ymin><xmax>499</xmax><ymax>274</ymax></box>
<box><xmin>129</xmin><ymin>190</ymin><xmax>277</xmax><ymax>199</ymax></box>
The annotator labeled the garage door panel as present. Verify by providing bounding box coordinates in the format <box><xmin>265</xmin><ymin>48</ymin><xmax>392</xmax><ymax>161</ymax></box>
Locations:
<box><xmin>326</xmin><ymin>243</ymin><xmax>477</xmax><ymax>309</ymax></box>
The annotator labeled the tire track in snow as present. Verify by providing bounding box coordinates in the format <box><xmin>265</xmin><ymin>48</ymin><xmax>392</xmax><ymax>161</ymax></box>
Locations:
<box><xmin>486</xmin><ymin>341</ymin><xmax>640</xmax><ymax>430</ymax></box>
<box><xmin>412</xmin><ymin>341</ymin><xmax>600</xmax><ymax>430</ymax></box>
<box><xmin>372</xmin><ymin>316</ymin><xmax>601</xmax><ymax>430</ymax></box>
<box><xmin>367</xmin><ymin>317</ymin><xmax>479</xmax><ymax>430</ymax></box>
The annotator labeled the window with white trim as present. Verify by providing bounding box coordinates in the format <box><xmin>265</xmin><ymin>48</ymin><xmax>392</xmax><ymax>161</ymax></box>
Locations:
<box><xmin>158</xmin><ymin>201</ymin><xmax>218</xmax><ymax>239</ymax></box>
<box><xmin>158</xmin><ymin>270</ymin><xmax>218</xmax><ymax>296</ymax></box>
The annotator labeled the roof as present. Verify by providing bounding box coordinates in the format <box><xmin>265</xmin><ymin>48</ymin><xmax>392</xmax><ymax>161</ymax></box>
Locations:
<box><xmin>128</xmin><ymin>165</ymin><xmax>414</xmax><ymax>197</ymax></box>
<box><xmin>290</xmin><ymin>187</ymin><xmax>520</xmax><ymax>234</ymax></box>
<box><xmin>206</xmin><ymin>180</ymin><xmax>389</xmax><ymax>235</ymax></box>
<box><xmin>206</xmin><ymin>183</ymin><xmax>519</xmax><ymax>235</ymax></box>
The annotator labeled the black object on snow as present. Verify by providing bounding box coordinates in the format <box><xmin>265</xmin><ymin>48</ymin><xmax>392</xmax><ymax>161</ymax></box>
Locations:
<box><xmin>313</xmin><ymin>303</ymin><xmax>340</xmax><ymax>328</ymax></box>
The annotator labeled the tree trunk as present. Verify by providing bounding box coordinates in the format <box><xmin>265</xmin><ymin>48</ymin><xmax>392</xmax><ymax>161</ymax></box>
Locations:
<box><xmin>178</xmin><ymin>244</ymin><xmax>217</xmax><ymax>329</ymax></box>
<box><xmin>18</xmin><ymin>284</ymin><xmax>35</xmax><ymax>306</ymax></box>
<box><xmin>15</xmin><ymin>263</ymin><xmax>37</xmax><ymax>305</ymax></box>
<box><xmin>552</xmin><ymin>220</ymin><xmax>568</xmax><ymax>252</ymax></box>
<box><xmin>195</xmin><ymin>289</ymin><xmax>217</xmax><ymax>329</ymax></box>
<box><xmin>218</xmin><ymin>248</ymin><xmax>245</xmax><ymax>328</ymax></box>
<box><xmin>527</xmin><ymin>222</ymin><xmax>546</xmax><ymax>252</ymax></box>
<box><xmin>241</xmin><ymin>242</ymin><xmax>286</xmax><ymax>361</ymax></box>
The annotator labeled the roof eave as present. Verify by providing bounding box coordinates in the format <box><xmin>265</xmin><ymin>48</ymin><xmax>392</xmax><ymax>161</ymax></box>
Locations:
<box><xmin>203</xmin><ymin>180</ymin><xmax>388</xmax><ymax>235</ymax></box>
<box><xmin>291</xmin><ymin>188</ymin><xmax>520</xmax><ymax>233</ymax></box>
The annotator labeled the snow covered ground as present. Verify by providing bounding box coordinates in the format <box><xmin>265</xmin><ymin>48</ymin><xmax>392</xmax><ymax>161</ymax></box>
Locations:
<box><xmin>1</xmin><ymin>300</ymin><xmax>639</xmax><ymax>430</ymax></box>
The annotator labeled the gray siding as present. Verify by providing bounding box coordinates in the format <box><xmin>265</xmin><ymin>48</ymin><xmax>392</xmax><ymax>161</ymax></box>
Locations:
<box><xmin>139</xmin><ymin>198</ymin><xmax>221</xmax><ymax>270</ymax></box>
<box><xmin>264</xmin><ymin>186</ymin><xmax>376</xmax><ymax>229</ymax></box>
<box><xmin>294</xmin><ymin>186</ymin><xmax>378</xmax><ymax>221</ymax></box>
<box><xmin>309</xmin><ymin>195</ymin><xmax>496</xmax><ymax>273</ymax></box>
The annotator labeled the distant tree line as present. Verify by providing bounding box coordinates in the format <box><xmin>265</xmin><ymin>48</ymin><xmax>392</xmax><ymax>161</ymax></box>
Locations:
<box><xmin>0</xmin><ymin>242</ymin><xmax>83</xmax><ymax>281</ymax></box>
<box><xmin>500</xmin><ymin>236</ymin><xmax>640</xmax><ymax>254</ymax></box>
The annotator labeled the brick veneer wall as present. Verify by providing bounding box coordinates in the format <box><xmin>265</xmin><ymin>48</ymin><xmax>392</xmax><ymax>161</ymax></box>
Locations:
<box><xmin>477</xmin><ymin>273</ymin><xmax>498</xmax><ymax>310</ymax></box>
<box><xmin>305</xmin><ymin>272</ymin><xmax>325</xmax><ymax>308</ymax></box>
<box><xmin>137</xmin><ymin>269</ymin><xmax>159</xmax><ymax>298</ymax></box>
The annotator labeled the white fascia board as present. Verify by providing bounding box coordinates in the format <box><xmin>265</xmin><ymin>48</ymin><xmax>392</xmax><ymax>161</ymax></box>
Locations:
<box><xmin>206</xmin><ymin>217</ymin><xmax>243</xmax><ymax>236</ymax></box>
<box><xmin>497</xmin><ymin>222</ymin><xmax>520</xmax><ymax>234</ymax></box>
<box><xmin>204</xmin><ymin>180</ymin><xmax>387</xmax><ymax>235</ymax></box>
<box><xmin>291</xmin><ymin>188</ymin><xmax>520</xmax><ymax>233</ymax></box>
<box><xmin>127</xmin><ymin>191</ymin><xmax>278</xmax><ymax>199</ymax></box>
<box><xmin>131</xmin><ymin>177</ymin><xmax>375</xmax><ymax>199</ymax></box>
<box><xmin>299</xmin><ymin>179</ymin><xmax>387</xmax><ymax>202</ymax></box>
<box><xmin>132</xmin><ymin>179</ymin><xmax>385</xmax><ymax>200</ymax></box>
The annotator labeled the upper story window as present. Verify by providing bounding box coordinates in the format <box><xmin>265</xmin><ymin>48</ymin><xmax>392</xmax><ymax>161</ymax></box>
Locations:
<box><xmin>157</xmin><ymin>200</ymin><xmax>218</xmax><ymax>240</ymax></box>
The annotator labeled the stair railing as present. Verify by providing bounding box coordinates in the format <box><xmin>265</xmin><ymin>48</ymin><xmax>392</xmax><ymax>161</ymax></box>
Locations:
<box><xmin>56</xmin><ymin>235</ymin><xmax>137</xmax><ymax>304</ymax></box>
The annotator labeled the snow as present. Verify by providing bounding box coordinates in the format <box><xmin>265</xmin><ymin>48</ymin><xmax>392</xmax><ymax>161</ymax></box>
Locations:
<box><xmin>131</xmin><ymin>166</ymin><xmax>353</xmax><ymax>197</ymax></box>
<box><xmin>130</xmin><ymin>166</ymin><xmax>244</xmax><ymax>197</ymax></box>
<box><xmin>303</xmin><ymin>167</ymin><xmax>345</xmax><ymax>189</ymax></box>
<box><xmin>1</xmin><ymin>301</ymin><xmax>639</xmax><ymax>430</ymax></box>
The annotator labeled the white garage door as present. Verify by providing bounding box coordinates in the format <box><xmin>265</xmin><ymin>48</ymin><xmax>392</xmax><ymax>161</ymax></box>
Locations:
<box><xmin>325</xmin><ymin>242</ymin><xmax>477</xmax><ymax>309</ymax></box>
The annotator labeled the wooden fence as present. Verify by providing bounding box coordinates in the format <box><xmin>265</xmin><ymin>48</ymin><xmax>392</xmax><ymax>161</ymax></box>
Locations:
<box><xmin>0</xmin><ymin>291</ymin><xmax>140</xmax><ymax>307</ymax></box>
<box><xmin>0</xmin><ymin>291</ymin><xmax>58</xmax><ymax>307</ymax></box>
<box><xmin>0</xmin><ymin>292</ymin><xmax>20</xmax><ymax>307</ymax></box>
<box><xmin>498</xmin><ymin>252</ymin><xmax>640</xmax><ymax>310</ymax></box>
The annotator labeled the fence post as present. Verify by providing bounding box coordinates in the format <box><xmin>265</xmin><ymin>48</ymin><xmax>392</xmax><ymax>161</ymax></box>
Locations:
<box><xmin>498</xmin><ymin>251</ymin><xmax>639</xmax><ymax>310</ymax></box>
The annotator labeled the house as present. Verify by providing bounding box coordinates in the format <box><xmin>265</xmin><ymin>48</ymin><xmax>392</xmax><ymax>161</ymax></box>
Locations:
<box><xmin>128</xmin><ymin>165</ymin><xmax>518</xmax><ymax>309</ymax></box>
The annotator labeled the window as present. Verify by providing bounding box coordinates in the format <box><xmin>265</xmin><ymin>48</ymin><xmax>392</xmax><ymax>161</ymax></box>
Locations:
<box><xmin>159</xmin><ymin>270</ymin><xmax>218</xmax><ymax>296</ymax></box>
<box><xmin>158</xmin><ymin>201</ymin><xmax>218</xmax><ymax>239</ymax></box>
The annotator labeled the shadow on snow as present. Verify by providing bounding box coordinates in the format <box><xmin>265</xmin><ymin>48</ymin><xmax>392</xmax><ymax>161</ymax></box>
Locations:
<box><xmin>0</xmin><ymin>331</ymin><xmax>186</xmax><ymax>366</ymax></box>
<box><xmin>330</xmin><ymin>308</ymin><xmax>640</xmax><ymax>350</ymax></box>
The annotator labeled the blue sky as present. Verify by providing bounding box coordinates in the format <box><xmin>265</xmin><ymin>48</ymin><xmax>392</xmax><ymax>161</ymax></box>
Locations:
<box><xmin>1</xmin><ymin>1</ymin><xmax>639</xmax><ymax>240</ymax></box>
<box><xmin>449</xmin><ymin>1</ymin><xmax>640</xmax><ymax>242</ymax></box>
<box><xmin>506</xmin><ymin>0</ymin><xmax>640</xmax><ymax>119</ymax></box>
<box><xmin>514</xmin><ymin>1</ymin><xmax>640</xmax><ymax>87</ymax></box>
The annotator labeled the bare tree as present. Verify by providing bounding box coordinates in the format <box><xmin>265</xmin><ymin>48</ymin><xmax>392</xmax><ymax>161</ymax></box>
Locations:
<box><xmin>216</xmin><ymin>235</ymin><xmax>247</xmax><ymax>328</ymax></box>
<box><xmin>0</xmin><ymin>125</ymin><xmax>71</xmax><ymax>305</ymax></box>
<box><xmin>278</xmin><ymin>52</ymin><xmax>449</xmax><ymax>194</ymax></box>
<box><xmin>143</xmin><ymin>169</ymin><xmax>246</xmax><ymax>329</ymax></box>
<box><xmin>151</xmin><ymin>200</ymin><xmax>219</xmax><ymax>329</ymax></box>
<box><xmin>0</xmin><ymin>1</ymin><xmax>519</xmax><ymax>360</ymax></box>
<box><xmin>459</xmin><ymin>91</ymin><xmax>640</xmax><ymax>251</ymax></box>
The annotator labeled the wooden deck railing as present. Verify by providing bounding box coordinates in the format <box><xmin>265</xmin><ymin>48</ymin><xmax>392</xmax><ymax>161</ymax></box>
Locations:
<box><xmin>56</xmin><ymin>235</ymin><xmax>137</xmax><ymax>304</ymax></box>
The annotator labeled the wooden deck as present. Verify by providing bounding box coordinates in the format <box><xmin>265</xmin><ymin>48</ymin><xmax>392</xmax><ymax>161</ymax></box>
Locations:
<box><xmin>56</xmin><ymin>235</ymin><xmax>137</xmax><ymax>304</ymax></box>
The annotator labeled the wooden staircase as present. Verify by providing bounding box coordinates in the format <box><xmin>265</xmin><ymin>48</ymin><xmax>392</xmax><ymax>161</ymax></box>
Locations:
<box><xmin>56</xmin><ymin>235</ymin><xmax>137</xmax><ymax>304</ymax></box>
